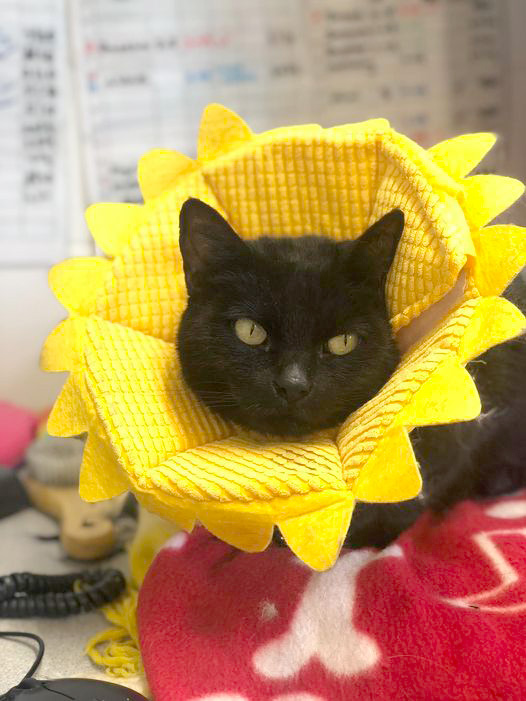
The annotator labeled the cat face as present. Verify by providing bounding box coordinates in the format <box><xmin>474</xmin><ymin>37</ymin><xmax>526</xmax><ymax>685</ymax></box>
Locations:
<box><xmin>177</xmin><ymin>199</ymin><xmax>403</xmax><ymax>437</ymax></box>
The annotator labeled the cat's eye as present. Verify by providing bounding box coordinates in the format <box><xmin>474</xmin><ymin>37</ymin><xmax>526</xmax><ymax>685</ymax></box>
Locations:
<box><xmin>326</xmin><ymin>333</ymin><xmax>358</xmax><ymax>356</ymax></box>
<box><xmin>234</xmin><ymin>318</ymin><xmax>268</xmax><ymax>346</ymax></box>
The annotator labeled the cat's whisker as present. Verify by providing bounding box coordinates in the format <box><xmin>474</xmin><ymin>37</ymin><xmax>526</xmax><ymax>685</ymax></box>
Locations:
<box><xmin>195</xmin><ymin>398</ymin><xmax>241</xmax><ymax>408</ymax></box>
<box><xmin>244</xmin><ymin>402</ymin><xmax>264</xmax><ymax>413</ymax></box>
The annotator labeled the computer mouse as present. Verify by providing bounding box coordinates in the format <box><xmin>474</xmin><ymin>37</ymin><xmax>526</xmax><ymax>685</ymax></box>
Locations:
<box><xmin>3</xmin><ymin>677</ymin><xmax>149</xmax><ymax>700</ymax></box>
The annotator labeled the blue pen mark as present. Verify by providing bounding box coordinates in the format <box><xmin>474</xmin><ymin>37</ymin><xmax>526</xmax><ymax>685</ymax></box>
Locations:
<box><xmin>0</xmin><ymin>80</ymin><xmax>15</xmax><ymax>109</ymax></box>
<box><xmin>0</xmin><ymin>31</ymin><xmax>14</xmax><ymax>60</ymax></box>
<box><xmin>185</xmin><ymin>68</ymin><xmax>213</xmax><ymax>84</ymax></box>
<box><xmin>217</xmin><ymin>63</ymin><xmax>256</xmax><ymax>83</ymax></box>
<box><xmin>185</xmin><ymin>63</ymin><xmax>256</xmax><ymax>86</ymax></box>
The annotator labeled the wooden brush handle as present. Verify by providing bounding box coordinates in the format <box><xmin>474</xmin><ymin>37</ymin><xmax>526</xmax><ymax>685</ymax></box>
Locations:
<box><xmin>22</xmin><ymin>475</ymin><xmax>117</xmax><ymax>560</ymax></box>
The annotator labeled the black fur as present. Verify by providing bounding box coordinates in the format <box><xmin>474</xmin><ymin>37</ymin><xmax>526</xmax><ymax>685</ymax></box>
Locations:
<box><xmin>176</xmin><ymin>198</ymin><xmax>526</xmax><ymax>549</ymax></box>
<box><xmin>177</xmin><ymin>198</ymin><xmax>403</xmax><ymax>437</ymax></box>
<box><xmin>344</xmin><ymin>274</ymin><xmax>526</xmax><ymax>549</ymax></box>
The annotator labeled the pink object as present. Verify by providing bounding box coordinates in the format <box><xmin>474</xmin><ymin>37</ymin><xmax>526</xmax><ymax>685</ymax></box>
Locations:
<box><xmin>0</xmin><ymin>401</ymin><xmax>39</xmax><ymax>467</ymax></box>
<box><xmin>139</xmin><ymin>491</ymin><xmax>526</xmax><ymax>700</ymax></box>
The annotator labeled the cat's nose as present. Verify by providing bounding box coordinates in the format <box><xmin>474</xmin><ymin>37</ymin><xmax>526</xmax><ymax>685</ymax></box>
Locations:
<box><xmin>273</xmin><ymin>364</ymin><xmax>312</xmax><ymax>403</ymax></box>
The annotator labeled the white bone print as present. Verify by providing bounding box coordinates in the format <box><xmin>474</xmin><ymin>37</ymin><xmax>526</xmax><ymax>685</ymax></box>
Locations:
<box><xmin>253</xmin><ymin>546</ymin><xmax>402</xmax><ymax>679</ymax></box>
<box><xmin>444</xmin><ymin>527</ymin><xmax>526</xmax><ymax>613</ymax></box>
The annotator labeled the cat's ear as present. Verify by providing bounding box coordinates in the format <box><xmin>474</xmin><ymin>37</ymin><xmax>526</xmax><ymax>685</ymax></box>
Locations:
<box><xmin>179</xmin><ymin>198</ymin><xmax>248</xmax><ymax>294</ymax></box>
<box><xmin>349</xmin><ymin>209</ymin><xmax>405</xmax><ymax>283</ymax></box>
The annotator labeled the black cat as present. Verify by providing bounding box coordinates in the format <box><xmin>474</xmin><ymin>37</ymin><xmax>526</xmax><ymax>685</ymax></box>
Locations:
<box><xmin>177</xmin><ymin>198</ymin><xmax>526</xmax><ymax>549</ymax></box>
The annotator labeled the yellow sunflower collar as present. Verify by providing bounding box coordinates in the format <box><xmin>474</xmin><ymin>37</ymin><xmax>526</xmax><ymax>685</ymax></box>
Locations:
<box><xmin>42</xmin><ymin>104</ymin><xmax>526</xmax><ymax>570</ymax></box>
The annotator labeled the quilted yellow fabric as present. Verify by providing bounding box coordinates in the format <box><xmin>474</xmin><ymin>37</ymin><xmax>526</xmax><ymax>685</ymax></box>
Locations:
<box><xmin>42</xmin><ymin>104</ymin><xmax>526</xmax><ymax>571</ymax></box>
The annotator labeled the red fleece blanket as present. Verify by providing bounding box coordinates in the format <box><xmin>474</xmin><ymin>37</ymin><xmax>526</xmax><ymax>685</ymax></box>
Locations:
<box><xmin>138</xmin><ymin>492</ymin><xmax>526</xmax><ymax>700</ymax></box>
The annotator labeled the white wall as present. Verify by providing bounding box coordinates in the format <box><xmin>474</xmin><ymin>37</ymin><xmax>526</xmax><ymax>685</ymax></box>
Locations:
<box><xmin>0</xmin><ymin>269</ymin><xmax>68</xmax><ymax>410</ymax></box>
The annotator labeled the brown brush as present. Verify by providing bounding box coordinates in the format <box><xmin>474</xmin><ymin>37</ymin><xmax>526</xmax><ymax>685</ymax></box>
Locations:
<box><xmin>22</xmin><ymin>433</ymin><xmax>122</xmax><ymax>560</ymax></box>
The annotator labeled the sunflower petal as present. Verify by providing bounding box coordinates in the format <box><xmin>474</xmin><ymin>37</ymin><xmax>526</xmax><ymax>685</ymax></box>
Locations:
<box><xmin>472</xmin><ymin>225</ymin><xmax>526</xmax><ymax>296</ymax></box>
<box><xmin>49</xmin><ymin>258</ymin><xmax>111</xmax><ymax>314</ymax></box>
<box><xmin>278</xmin><ymin>499</ymin><xmax>355</xmax><ymax>571</ymax></box>
<box><xmin>85</xmin><ymin>203</ymin><xmax>146</xmax><ymax>257</ymax></box>
<box><xmin>458</xmin><ymin>297</ymin><xmax>526</xmax><ymax>365</ymax></box>
<box><xmin>135</xmin><ymin>493</ymin><xmax>196</xmax><ymax>533</ymax></box>
<box><xmin>399</xmin><ymin>357</ymin><xmax>480</xmax><ymax>427</ymax></box>
<box><xmin>138</xmin><ymin>149</ymin><xmax>196</xmax><ymax>200</ymax></box>
<box><xmin>79</xmin><ymin>430</ymin><xmax>130</xmax><ymax>502</ymax></box>
<box><xmin>428</xmin><ymin>133</ymin><xmax>496</xmax><ymax>179</ymax></box>
<box><xmin>353</xmin><ymin>428</ymin><xmax>422</xmax><ymax>503</ymax></box>
<box><xmin>40</xmin><ymin>317</ymin><xmax>88</xmax><ymax>373</ymax></box>
<box><xmin>462</xmin><ymin>175</ymin><xmax>525</xmax><ymax>229</ymax></box>
<box><xmin>47</xmin><ymin>375</ymin><xmax>88</xmax><ymax>437</ymax></box>
<box><xmin>199</xmin><ymin>514</ymin><xmax>273</xmax><ymax>553</ymax></box>
<box><xmin>198</xmin><ymin>103</ymin><xmax>253</xmax><ymax>162</ymax></box>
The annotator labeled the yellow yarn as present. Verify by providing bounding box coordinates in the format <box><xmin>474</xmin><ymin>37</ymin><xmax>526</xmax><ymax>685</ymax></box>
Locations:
<box><xmin>85</xmin><ymin>588</ymin><xmax>141</xmax><ymax>677</ymax></box>
<box><xmin>43</xmin><ymin>104</ymin><xmax>526</xmax><ymax>571</ymax></box>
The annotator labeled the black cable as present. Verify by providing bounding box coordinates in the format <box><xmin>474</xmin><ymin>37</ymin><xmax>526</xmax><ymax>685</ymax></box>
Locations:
<box><xmin>0</xmin><ymin>569</ymin><xmax>125</xmax><ymax>619</ymax></box>
<box><xmin>0</xmin><ymin>631</ymin><xmax>45</xmax><ymax>679</ymax></box>
<box><xmin>0</xmin><ymin>631</ymin><xmax>45</xmax><ymax>699</ymax></box>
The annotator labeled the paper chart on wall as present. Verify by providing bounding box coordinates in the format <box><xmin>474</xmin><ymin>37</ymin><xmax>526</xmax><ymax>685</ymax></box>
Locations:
<box><xmin>72</xmin><ymin>0</ymin><xmax>316</xmax><ymax>204</ymax></box>
<box><xmin>0</xmin><ymin>0</ymin><xmax>521</xmax><ymax>264</ymax></box>
<box><xmin>307</xmin><ymin>0</ymin><xmax>512</xmax><ymax>160</ymax></box>
<box><xmin>309</xmin><ymin>0</ymin><xmax>452</xmax><ymax>147</ymax></box>
<box><xmin>73</xmin><ymin>0</ymin><xmax>516</xmax><ymax>208</ymax></box>
<box><xmin>0</xmin><ymin>0</ymin><xmax>71</xmax><ymax>265</ymax></box>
